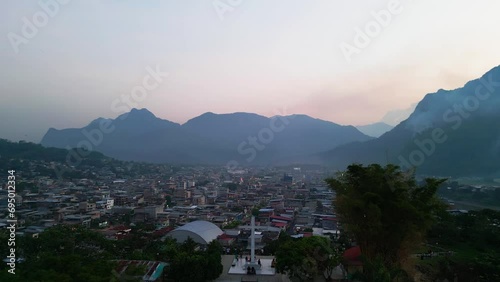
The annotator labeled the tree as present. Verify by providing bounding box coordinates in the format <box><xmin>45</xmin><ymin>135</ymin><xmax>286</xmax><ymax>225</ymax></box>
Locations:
<box><xmin>316</xmin><ymin>200</ymin><xmax>324</xmax><ymax>213</ymax></box>
<box><xmin>276</xmin><ymin>236</ymin><xmax>341</xmax><ymax>281</ymax></box>
<box><xmin>264</xmin><ymin>231</ymin><xmax>290</xmax><ymax>255</ymax></box>
<box><xmin>165</xmin><ymin>195</ymin><xmax>172</xmax><ymax>207</ymax></box>
<box><xmin>323</xmin><ymin>245</ymin><xmax>345</xmax><ymax>281</ymax></box>
<box><xmin>350</xmin><ymin>257</ymin><xmax>409</xmax><ymax>282</ymax></box>
<box><xmin>179</xmin><ymin>236</ymin><xmax>197</xmax><ymax>253</ymax></box>
<box><xmin>168</xmin><ymin>252</ymin><xmax>206</xmax><ymax>282</ymax></box>
<box><xmin>223</xmin><ymin>220</ymin><xmax>242</xmax><ymax>229</ymax></box>
<box><xmin>205</xmin><ymin>241</ymin><xmax>224</xmax><ymax>280</ymax></box>
<box><xmin>166</xmin><ymin>239</ymin><xmax>223</xmax><ymax>282</ymax></box>
<box><xmin>18</xmin><ymin>225</ymin><xmax>117</xmax><ymax>282</ymax></box>
<box><xmin>424</xmin><ymin>209</ymin><xmax>500</xmax><ymax>281</ymax></box>
<box><xmin>325</xmin><ymin>164</ymin><xmax>445</xmax><ymax>279</ymax></box>
<box><xmin>251</xmin><ymin>207</ymin><xmax>260</xmax><ymax>217</ymax></box>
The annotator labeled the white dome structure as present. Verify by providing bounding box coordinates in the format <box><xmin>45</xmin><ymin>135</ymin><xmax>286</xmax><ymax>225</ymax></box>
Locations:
<box><xmin>168</xmin><ymin>220</ymin><xmax>223</xmax><ymax>245</ymax></box>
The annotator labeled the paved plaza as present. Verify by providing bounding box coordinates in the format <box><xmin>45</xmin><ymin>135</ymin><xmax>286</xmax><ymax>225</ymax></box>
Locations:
<box><xmin>227</xmin><ymin>257</ymin><xmax>276</xmax><ymax>275</ymax></box>
<box><xmin>217</xmin><ymin>255</ymin><xmax>292</xmax><ymax>282</ymax></box>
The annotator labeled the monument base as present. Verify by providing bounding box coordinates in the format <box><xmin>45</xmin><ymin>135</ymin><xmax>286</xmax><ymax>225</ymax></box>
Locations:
<box><xmin>243</xmin><ymin>262</ymin><xmax>261</xmax><ymax>270</ymax></box>
<box><xmin>227</xmin><ymin>257</ymin><xmax>275</xmax><ymax>276</ymax></box>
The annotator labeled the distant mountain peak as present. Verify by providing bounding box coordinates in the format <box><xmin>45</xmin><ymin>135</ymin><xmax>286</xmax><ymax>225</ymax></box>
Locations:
<box><xmin>324</xmin><ymin>64</ymin><xmax>500</xmax><ymax>177</ymax></box>
<box><xmin>116</xmin><ymin>108</ymin><xmax>157</xmax><ymax>121</ymax></box>
<box><xmin>41</xmin><ymin>108</ymin><xmax>372</xmax><ymax>165</ymax></box>
<box><xmin>185</xmin><ymin>111</ymin><xmax>267</xmax><ymax>125</ymax></box>
<box><xmin>129</xmin><ymin>108</ymin><xmax>156</xmax><ymax>117</ymax></box>
<box><xmin>356</xmin><ymin>122</ymin><xmax>393</xmax><ymax>138</ymax></box>
<box><xmin>381</xmin><ymin>103</ymin><xmax>417</xmax><ymax>126</ymax></box>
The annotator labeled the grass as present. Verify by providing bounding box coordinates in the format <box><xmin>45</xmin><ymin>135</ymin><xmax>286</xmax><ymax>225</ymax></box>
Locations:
<box><xmin>447</xmin><ymin>243</ymin><xmax>482</xmax><ymax>262</ymax></box>
<box><xmin>413</xmin><ymin>242</ymin><xmax>480</xmax><ymax>268</ymax></box>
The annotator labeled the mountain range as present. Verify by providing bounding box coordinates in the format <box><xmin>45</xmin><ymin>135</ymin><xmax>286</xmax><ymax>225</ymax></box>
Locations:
<box><xmin>322</xmin><ymin>65</ymin><xmax>500</xmax><ymax>177</ymax></box>
<box><xmin>41</xmin><ymin>65</ymin><xmax>500</xmax><ymax>177</ymax></box>
<box><xmin>355</xmin><ymin>122</ymin><xmax>393</xmax><ymax>138</ymax></box>
<box><xmin>41</xmin><ymin>110</ymin><xmax>372</xmax><ymax>165</ymax></box>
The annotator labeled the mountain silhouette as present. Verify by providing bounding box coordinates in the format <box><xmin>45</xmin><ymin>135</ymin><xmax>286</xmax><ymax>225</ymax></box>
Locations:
<box><xmin>41</xmin><ymin>109</ymin><xmax>372</xmax><ymax>165</ymax></box>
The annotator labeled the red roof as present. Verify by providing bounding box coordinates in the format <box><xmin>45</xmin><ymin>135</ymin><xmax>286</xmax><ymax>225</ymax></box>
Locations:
<box><xmin>153</xmin><ymin>226</ymin><xmax>174</xmax><ymax>237</ymax></box>
<box><xmin>343</xmin><ymin>246</ymin><xmax>361</xmax><ymax>260</ymax></box>
<box><xmin>343</xmin><ymin>246</ymin><xmax>363</xmax><ymax>266</ymax></box>
<box><xmin>272</xmin><ymin>222</ymin><xmax>287</xmax><ymax>227</ymax></box>
<box><xmin>218</xmin><ymin>233</ymin><xmax>233</xmax><ymax>240</ymax></box>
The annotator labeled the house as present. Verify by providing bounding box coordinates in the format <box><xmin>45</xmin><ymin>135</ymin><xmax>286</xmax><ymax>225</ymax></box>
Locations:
<box><xmin>257</xmin><ymin>208</ymin><xmax>274</xmax><ymax>224</ymax></box>
<box><xmin>63</xmin><ymin>214</ymin><xmax>91</xmax><ymax>227</ymax></box>
<box><xmin>343</xmin><ymin>246</ymin><xmax>363</xmax><ymax>275</ymax></box>
<box><xmin>217</xmin><ymin>233</ymin><xmax>235</xmax><ymax>247</ymax></box>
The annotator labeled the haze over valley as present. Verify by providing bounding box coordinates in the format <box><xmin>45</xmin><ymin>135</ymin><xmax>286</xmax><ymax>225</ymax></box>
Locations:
<box><xmin>38</xmin><ymin>65</ymin><xmax>500</xmax><ymax>177</ymax></box>
<box><xmin>2</xmin><ymin>1</ymin><xmax>500</xmax><ymax>281</ymax></box>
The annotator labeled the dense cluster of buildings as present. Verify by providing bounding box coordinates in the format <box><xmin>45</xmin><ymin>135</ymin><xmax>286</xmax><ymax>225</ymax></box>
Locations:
<box><xmin>0</xmin><ymin>160</ymin><xmax>339</xmax><ymax>249</ymax></box>
<box><xmin>0</xmin><ymin>158</ymin><xmax>350</xmax><ymax>280</ymax></box>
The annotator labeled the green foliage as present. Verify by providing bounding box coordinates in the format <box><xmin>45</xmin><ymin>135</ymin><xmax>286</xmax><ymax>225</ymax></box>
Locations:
<box><xmin>438</xmin><ymin>184</ymin><xmax>500</xmax><ymax>209</ymax></box>
<box><xmin>315</xmin><ymin>200</ymin><xmax>324</xmax><ymax>213</ymax></box>
<box><xmin>165</xmin><ymin>195</ymin><xmax>173</xmax><ymax>206</ymax></box>
<box><xmin>264</xmin><ymin>231</ymin><xmax>291</xmax><ymax>255</ymax></box>
<box><xmin>223</xmin><ymin>220</ymin><xmax>241</xmax><ymax>229</ymax></box>
<box><xmin>0</xmin><ymin>139</ymin><xmax>107</xmax><ymax>176</ymax></box>
<box><xmin>0</xmin><ymin>139</ymin><xmax>104</xmax><ymax>161</ymax></box>
<box><xmin>166</xmin><ymin>239</ymin><xmax>223</xmax><ymax>282</ymax></box>
<box><xmin>263</xmin><ymin>231</ymin><xmax>290</xmax><ymax>255</ymax></box>
<box><xmin>8</xmin><ymin>224</ymin><xmax>224</xmax><ymax>281</ymax></box>
<box><xmin>429</xmin><ymin>209</ymin><xmax>500</xmax><ymax>253</ymax></box>
<box><xmin>404</xmin><ymin>116</ymin><xmax>500</xmax><ymax>176</ymax></box>
<box><xmin>275</xmin><ymin>236</ymin><xmax>343</xmax><ymax>281</ymax></box>
<box><xmin>350</xmin><ymin>257</ymin><xmax>410</xmax><ymax>282</ymax></box>
<box><xmin>14</xmin><ymin>225</ymin><xmax>117</xmax><ymax>282</ymax></box>
<box><xmin>251</xmin><ymin>207</ymin><xmax>260</xmax><ymax>217</ymax></box>
<box><xmin>424</xmin><ymin>209</ymin><xmax>500</xmax><ymax>281</ymax></box>
<box><xmin>168</xmin><ymin>252</ymin><xmax>206</xmax><ymax>282</ymax></box>
<box><xmin>326</xmin><ymin>164</ymin><xmax>446</xmax><ymax>278</ymax></box>
<box><xmin>124</xmin><ymin>264</ymin><xmax>147</xmax><ymax>276</ymax></box>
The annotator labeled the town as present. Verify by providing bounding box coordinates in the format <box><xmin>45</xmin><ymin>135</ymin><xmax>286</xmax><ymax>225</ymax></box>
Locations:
<box><xmin>1</xmin><ymin>141</ymin><xmax>499</xmax><ymax>281</ymax></box>
<box><xmin>0</xmin><ymin>154</ymin><xmax>342</xmax><ymax>281</ymax></box>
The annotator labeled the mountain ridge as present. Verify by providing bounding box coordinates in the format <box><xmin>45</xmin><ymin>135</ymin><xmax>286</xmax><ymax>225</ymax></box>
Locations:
<box><xmin>322</xmin><ymin>64</ymin><xmax>500</xmax><ymax>177</ymax></box>
<box><xmin>356</xmin><ymin>122</ymin><xmax>394</xmax><ymax>137</ymax></box>
<box><xmin>40</xmin><ymin>65</ymin><xmax>500</xmax><ymax>176</ymax></box>
<box><xmin>41</xmin><ymin>110</ymin><xmax>372</xmax><ymax>165</ymax></box>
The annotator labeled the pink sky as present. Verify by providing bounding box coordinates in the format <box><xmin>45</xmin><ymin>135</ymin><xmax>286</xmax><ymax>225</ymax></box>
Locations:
<box><xmin>2</xmin><ymin>0</ymin><xmax>500</xmax><ymax>141</ymax></box>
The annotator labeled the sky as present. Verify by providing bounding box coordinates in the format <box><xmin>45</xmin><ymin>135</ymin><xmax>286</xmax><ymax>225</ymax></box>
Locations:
<box><xmin>2</xmin><ymin>0</ymin><xmax>500</xmax><ymax>143</ymax></box>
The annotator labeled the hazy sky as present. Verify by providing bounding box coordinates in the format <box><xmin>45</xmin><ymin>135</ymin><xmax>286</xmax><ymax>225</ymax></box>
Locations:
<box><xmin>2</xmin><ymin>0</ymin><xmax>500</xmax><ymax>142</ymax></box>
